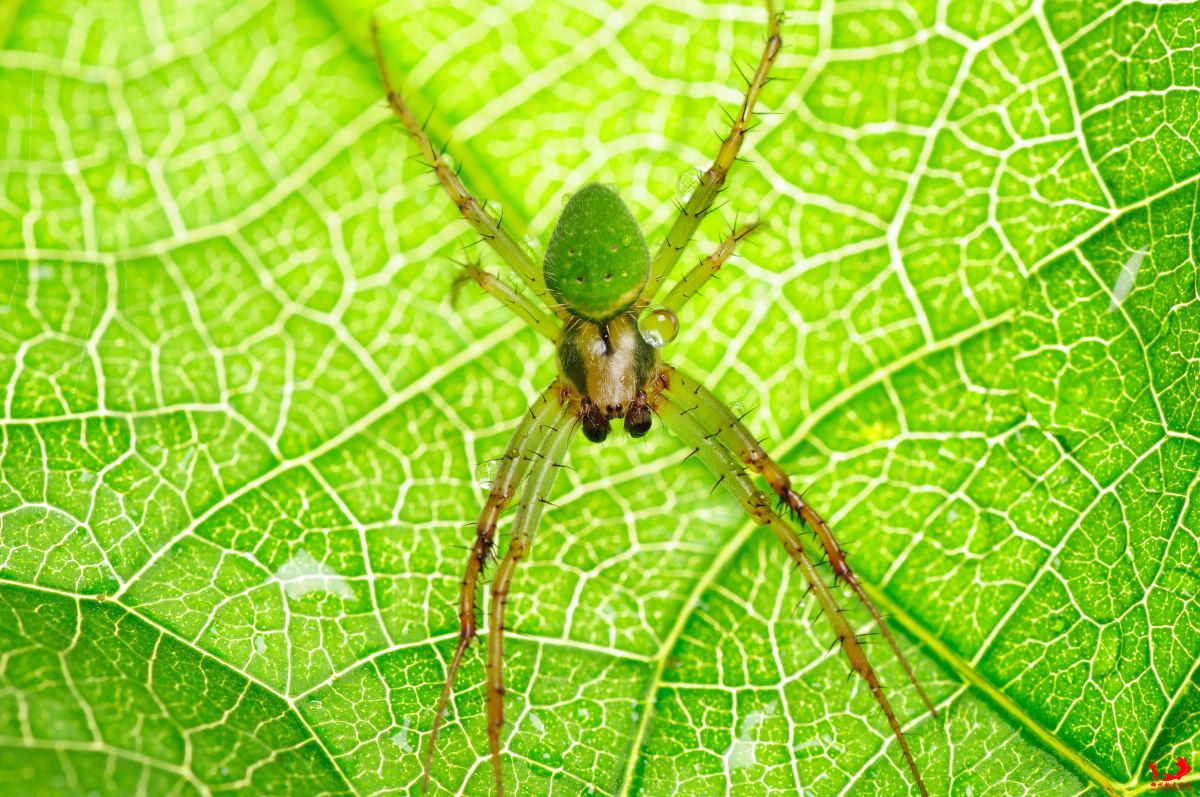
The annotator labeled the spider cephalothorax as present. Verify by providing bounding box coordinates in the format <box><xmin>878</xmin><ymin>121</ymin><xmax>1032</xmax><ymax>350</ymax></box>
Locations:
<box><xmin>547</xmin><ymin>184</ymin><xmax>663</xmax><ymax>442</ymax></box>
<box><xmin>558</xmin><ymin>308</ymin><xmax>660</xmax><ymax>441</ymax></box>
<box><xmin>372</xmin><ymin>3</ymin><xmax>934</xmax><ymax>795</ymax></box>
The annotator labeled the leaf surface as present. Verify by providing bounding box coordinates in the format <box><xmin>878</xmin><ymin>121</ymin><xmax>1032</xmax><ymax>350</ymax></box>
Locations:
<box><xmin>1</xmin><ymin>0</ymin><xmax>1197</xmax><ymax>794</ymax></box>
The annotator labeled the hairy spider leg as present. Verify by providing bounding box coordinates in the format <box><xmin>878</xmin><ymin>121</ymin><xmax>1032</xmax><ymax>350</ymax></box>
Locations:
<box><xmin>452</xmin><ymin>260</ymin><xmax>562</xmax><ymax>340</ymax></box>
<box><xmin>423</xmin><ymin>384</ymin><xmax>567</xmax><ymax>790</ymax></box>
<box><xmin>370</xmin><ymin>20</ymin><xmax>557</xmax><ymax>312</ymax></box>
<box><xmin>660</xmin><ymin>221</ymin><xmax>761</xmax><ymax>317</ymax></box>
<box><xmin>639</xmin><ymin>0</ymin><xmax>782</xmax><ymax>306</ymax></box>
<box><xmin>655</xmin><ymin>390</ymin><xmax>930</xmax><ymax>797</ymax></box>
<box><xmin>486</xmin><ymin>415</ymin><xmax>578</xmax><ymax>796</ymax></box>
<box><xmin>662</xmin><ymin>367</ymin><xmax>938</xmax><ymax>718</ymax></box>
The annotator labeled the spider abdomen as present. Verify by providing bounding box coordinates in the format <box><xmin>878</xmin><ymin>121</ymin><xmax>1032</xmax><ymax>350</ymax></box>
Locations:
<box><xmin>557</xmin><ymin>312</ymin><xmax>658</xmax><ymax>442</ymax></box>
<box><xmin>542</xmin><ymin>184</ymin><xmax>650</xmax><ymax>323</ymax></box>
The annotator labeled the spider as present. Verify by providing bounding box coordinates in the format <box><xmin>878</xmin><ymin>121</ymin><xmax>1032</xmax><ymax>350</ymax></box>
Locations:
<box><xmin>371</xmin><ymin>3</ymin><xmax>934</xmax><ymax>794</ymax></box>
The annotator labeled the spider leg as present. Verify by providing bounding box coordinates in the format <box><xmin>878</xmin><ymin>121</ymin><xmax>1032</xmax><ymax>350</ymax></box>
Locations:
<box><xmin>422</xmin><ymin>383</ymin><xmax>567</xmax><ymax>791</ymax></box>
<box><xmin>661</xmin><ymin>367</ymin><xmax>938</xmax><ymax>718</ymax></box>
<box><xmin>639</xmin><ymin>0</ymin><xmax>782</xmax><ymax>306</ymax></box>
<box><xmin>486</xmin><ymin>414</ymin><xmax>578</xmax><ymax>796</ymax></box>
<box><xmin>655</xmin><ymin>386</ymin><xmax>930</xmax><ymax>797</ymax></box>
<box><xmin>370</xmin><ymin>20</ymin><xmax>557</xmax><ymax>314</ymax></box>
<box><xmin>659</xmin><ymin>221</ymin><xmax>761</xmax><ymax>317</ymax></box>
<box><xmin>452</xmin><ymin>260</ymin><xmax>561</xmax><ymax>340</ymax></box>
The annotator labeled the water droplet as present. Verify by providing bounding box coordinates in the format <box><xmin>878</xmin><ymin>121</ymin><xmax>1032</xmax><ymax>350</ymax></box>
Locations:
<box><xmin>639</xmin><ymin>306</ymin><xmax>679</xmax><ymax>348</ymax></box>
<box><xmin>475</xmin><ymin>459</ymin><xmax>500</xmax><ymax>489</ymax></box>
<box><xmin>522</xmin><ymin>235</ymin><xmax>541</xmax><ymax>259</ymax></box>
<box><xmin>441</xmin><ymin>154</ymin><xmax>455</xmax><ymax>172</ymax></box>
<box><xmin>729</xmin><ymin>402</ymin><xmax>747</xmax><ymax>418</ymax></box>
<box><xmin>621</xmin><ymin>235</ymin><xmax>633</xmax><ymax>247</ymax></box>
<box><xmin>561</xmin><ymin>192</ymin><xmax>574</xmax><ymax>206</ymax></box>
<box><xmin>483</xmin><ymin>199</ymin><xmax>503</xmax><ymax>222</ymax></box>
<box><xmin>676</xmin><ymin>167</ymin><xmax>704</xmax><ymax>203</ymax></box>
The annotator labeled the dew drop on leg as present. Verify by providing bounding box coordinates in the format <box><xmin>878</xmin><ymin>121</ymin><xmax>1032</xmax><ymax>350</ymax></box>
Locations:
<box><xmin>475</xmin><ymin>459</ymin><xmax>500</xmax><ymax>489</ymax></box>
<box><xmin>638</xmin><ymin>306</ymin><xmax>678</xmax><ymax>348</ymax></box>
<box><xmin>676</xmin><ymin>167</ymin><xmax>704</xmax><ymax>203</ymax></box>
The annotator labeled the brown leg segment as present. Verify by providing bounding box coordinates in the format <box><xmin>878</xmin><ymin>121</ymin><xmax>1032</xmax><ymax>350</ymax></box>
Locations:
<box><xmin>662</xmin><ymin>365</ymin><xmax>938</xmax><ymax>718</ymax></box>
<box><xmin>485</xmin><ymin>415</ymin><xmax>578</xmax><ymax>796</ymax></box>
<box><xmin>640</xmin><ymin>0</ymin><xmax>782</xmax><ymax>306</ymax></box>
<box><xmin>422</xmin><ymin>384</ymin><xmax>566</xmax><ymax>790</ymax></box>
<box><xmin>370</xmin><ymin>20</ymin><xmax>556</xmax><ymax>311</ymax></box>
<box><xmin>655</xmin><ymin>384</ymin><xmax>930</xmax><ymax>797</ymax></box>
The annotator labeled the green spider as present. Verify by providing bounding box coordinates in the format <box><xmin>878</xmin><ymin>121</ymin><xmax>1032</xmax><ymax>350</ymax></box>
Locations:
<box><xmin>372</xmin><ymin>4</ymin><xmax>934</xmax><ymax>795</ymax></box>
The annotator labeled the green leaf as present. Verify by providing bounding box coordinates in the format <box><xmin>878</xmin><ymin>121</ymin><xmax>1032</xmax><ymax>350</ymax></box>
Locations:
<box><xmin>1</xmin><ymin>0</ymin><xmax>1197</xmax><ymax>794</ymax></box>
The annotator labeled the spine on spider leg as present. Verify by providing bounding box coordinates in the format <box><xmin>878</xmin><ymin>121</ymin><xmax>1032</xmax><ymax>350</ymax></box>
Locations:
<box><xmin>369</xmin><ymin>20</ymin><xmax>555</xmax><ymax>307</ymax></box>
<box><xmin>641</xmin><ymin>2</ymin><xmax>782</xmax><ymax>305</ymax></box>
<box><xmin>654</xmin><ymin>394</ymin><xmax>929</xmax><ymax>797</ymax></box>
<box><xmin>663</xmin><ymin>366</ymin><xmax>938</xmax><ymax>717</ymax></box>
<box><xmin>452</xmin><ymin>260</ymin><xmax>562</xmax><ymax>341</ymax></box>
<box><xmin>421</xmin><ymin>383</ymin><xmax>567</xmax><ymax>791</ymax></box>
<box><xmin>660</xmin><ymin>221</ymin><xmax>761</xmax><ymax>316</ymax></box>
<box><xmin>469</xmin><ymin>401</ymin><xmax>564</xmax><ymax>591</ymax></box>
<box><xmin>486</xmin><ymin>415</ymin><xmax>578</xmax><ymax>797</ymax></box>
<box><xmin>768</xmin><ymin>511</ymin><xmax>929</xmax><ymax>797</ymax></box>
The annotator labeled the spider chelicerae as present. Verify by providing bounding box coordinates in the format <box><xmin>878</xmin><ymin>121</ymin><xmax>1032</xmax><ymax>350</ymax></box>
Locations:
<box><xmin>371</xmin><ymin>3</ymin><xmax>935</xmax><ymax>794</ymax></box>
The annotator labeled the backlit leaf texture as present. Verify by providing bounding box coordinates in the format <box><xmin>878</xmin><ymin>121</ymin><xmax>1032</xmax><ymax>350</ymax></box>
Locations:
<box><xmin>0</xmin><ymin>0</ymin><xmax>1197</xmax><ymax>794</ymax></box>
